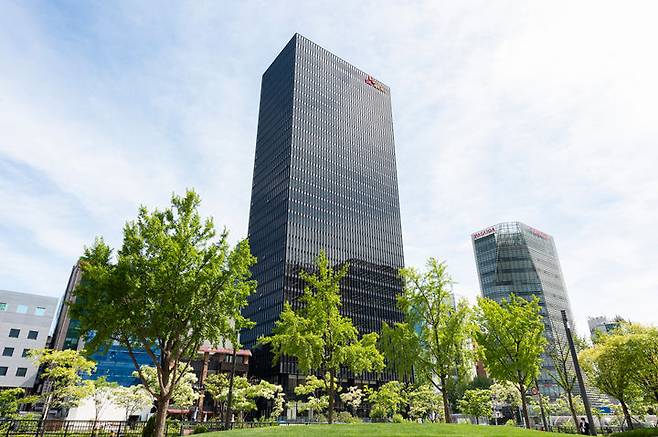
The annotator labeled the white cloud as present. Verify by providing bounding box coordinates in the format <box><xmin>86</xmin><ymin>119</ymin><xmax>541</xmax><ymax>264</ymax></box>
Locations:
<box><xmin>1</xmin><ymin>1</ymin><xmax>656</xmax><ymax>336</ymax></box>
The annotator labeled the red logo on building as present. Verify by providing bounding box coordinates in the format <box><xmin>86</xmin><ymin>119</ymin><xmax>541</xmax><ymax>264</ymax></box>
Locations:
<box><xmin>529</xmin><ymin>227</ymin><xmax>549</xmax><ymax>240</ymax></box>
<box><xmin>472</xmin><ymin>227</ymin><xmax>496</xmax><ymax>240</ymax></box>
<box><xmin>365</xmin><ymin>75</ymin><xmax>386</xmax><ymax>94</ymax></box>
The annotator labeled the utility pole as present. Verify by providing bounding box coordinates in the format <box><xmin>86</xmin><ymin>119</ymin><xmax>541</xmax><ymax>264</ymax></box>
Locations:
<box><xmin>561</xmin><ymin>310</ymin><xmax>597</xmax><ymax>435</ymax></box>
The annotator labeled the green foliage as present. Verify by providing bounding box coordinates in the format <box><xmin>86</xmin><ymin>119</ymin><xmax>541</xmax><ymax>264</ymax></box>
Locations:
<box><xmin>468</xmin><ymin>375</ymin><xmax>493</xmax><ymax>390</ymax></box>
<box><xmin>90</xmin><ymin>377</ymin><xmax>119</xmax><ymax>421</ymax></box>
<box><xmin>475</xmin><ymin>295</ymin><xmax>546</xmax><ymax>427</ymax></box>
<box><xmin>621</xmin><ymin>324</ymin><xmax>658</xmax><ymax>404</ymax></box>
<box><xmin>295</xmin><ymin>375</ymin><xmax>331</xmax><ymax>418</ymax></box>
<box><xmin>0</xmin><ymin>388</ymin><xmax>31</xmax><ymax>418</ymax></box>
<box><xmin>392</xmin><ymin>413</ymin><xmax>405</xmax><ymax>423</ymax></box>
<box><xmin>339</xmin><ymin>386</ymin><xmax>364</xmax><ymax>416</ymax></box>
<box><xmin>141</xmin><ymin>416</ymin><xmax>180</xmax><ymax>437</ymax></box>
<box><xmin>490</xmin><ymin>382</ymin><xmax>521</xmax><ymax>409</ymax></box>
<box><xmin>365</xmin><ymin>381</ymin><xmax>406</xmax><ymax>419</ymax></box>
<box><xmin>298</xmin><ymin>395</ymin><xmax>329</xmax><ymax>415</ymax></box>
<box><xmin>112</xmin><ymin>385</ymin><xmax>154</xmax><ymax>420</ymax></box>
<box><xmin>458</xmin><ymin>389</ymin><xmax>492</xmax><ymax>423</ymax></box>
<box><xmin>580</xmin><ymin>326</ymin><xmax>645</xmax><ymax>428</ymax></box>
<box><xmin>397</xmin><ymin>259</ymin><xmax>474</xmax><ymax>422</ymax></box>
<box><xmin>505</xmin><ymin>419</ymin><xmax>517</xmax><ymax>426</ymax></box>
<box><xmin>336</xmin><ymin>411</ymin><xmax>362</xmax><ymax>423</ymax></box>
<box><xmin>192</xmin><ymin>424</ymin><xmax>208</xmax><ymax>434</ymax></box>
<box><xmin>141</xmin><ymin>415</ymin><xmax>156</xmax><ymax>437</ymax></box>
<box><xmin>293</xmin><ymin>375</ymin><xmax>327</xmax><ymax>396</ymax></box>
<box><xmin>259</xmin><ymin>251</ymin><xmax>384</xmax><ymax>423</ymax></box>
<box><xmin>379</xmin><ymin>322</ymin><xmax>421</xmax><ymax>381</ymax></box>
<box><xmin>30</xmin><ymin>348</ymin><xmax>96</xmax><ymax>412</ymax></box>
<box><xmin>406</xmin><ymin>384</ymin><xmax>443</xmax><ymax>420</ymax></box>
<box><xmin>71</xmin><ymin>190</ymin><xmax>256</xmax><ymax>437</ymax></box>
<box><xmin>545</xmin><ymin>326</ymin><xmax>582</xmax><ymax>425</ymax></box>
<box><xmin>204</xmin><ymin>373</ymin><xmax>282</xmax><ymax>415</ymax></box>
<box><xmin>270</xmin><ymin>392</ymin><xmax>286</xmax><ymax>420</ymax></box>
<box><xmin>135</xmin><ymin>365</ymin><xmax>197</xmax><ymax>408</ymax></box>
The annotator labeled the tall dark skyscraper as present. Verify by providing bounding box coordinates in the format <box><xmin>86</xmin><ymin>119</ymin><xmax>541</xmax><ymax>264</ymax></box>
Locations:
<box><xmin>471</xmin><ymin>222</ymin><xmax>575</xmax><ymax>397</ymax></box>
<box><xmin>242</xmin><ymin>34</ymin><xmax>404</xmax><ymax>384</ymax></box>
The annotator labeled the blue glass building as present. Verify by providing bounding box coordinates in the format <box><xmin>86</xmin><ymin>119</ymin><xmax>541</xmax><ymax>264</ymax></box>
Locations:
<box><xmin>52</xmin><ymin>263</ymin><xmax>157</xmax><ymax>387</ymax></box>
<box><xmin>85</xmin><ymin>343</ymin><xmax>154</xmax><ymax>386</ymax></box>
<box><xmin>471</xmin><ymin>222</ymin><xmax>575</xmax><ymax>397</ymax></box>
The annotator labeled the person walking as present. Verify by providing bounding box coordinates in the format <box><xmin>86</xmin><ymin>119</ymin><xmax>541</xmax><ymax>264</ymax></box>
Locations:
<box><xmin>580</xmin><ymin>417</ymin><xmax>590</xmax><ymax>435</ymax></box>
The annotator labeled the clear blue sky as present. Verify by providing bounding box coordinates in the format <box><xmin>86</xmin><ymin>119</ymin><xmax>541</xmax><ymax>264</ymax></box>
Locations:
<box><xmin>1</xmin><ymin>1</ymin><xmax>657</xmax><ymax>336</ymax></box>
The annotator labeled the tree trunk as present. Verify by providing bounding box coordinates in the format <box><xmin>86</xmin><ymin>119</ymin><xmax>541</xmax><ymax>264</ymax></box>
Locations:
<box><xmin>328</xmin><ymin>369</ymin><xmax>335</xmax><ymax>424</ymax></box>
<box><xmin>518</xmin><ymin>380</ymin><xmax>530</xmax><ymax>429</ymax></box>
<box><xmin>224</xmin><ymin>347</ymin><xmax>238</xmax><ymax>429</ymax></box>
<box><xmin>620</xmin><ymin>400</ymin><xmax>633</xmax><ymax>431</ymax></box>
<box><xmin>535</xmin><ymin>381</ymin><xmax>549</xmax><ymax>431</ymax></box>
<box><xmin>39</xmin><ymin>391</ymin><xmax>53</xmax><ymax>437</ymax></box>
<box><xmin>440</xmin><ymin>375</ymin><xmax>451</xmax><ymax>423</ymax></box>
<box><xmin>41</xmin><ymin>391</ymin><xmax>53</xmax><ymax>421</ymax></box>
<box><xmin>154</xmin><ymin>397</ymin><xmax>170</xmax><ymax>437</ymax></box>
<box><xmin>566</xmin><ymin>390</ymin><xmax>578</xmax><ymax>430</ymax></box>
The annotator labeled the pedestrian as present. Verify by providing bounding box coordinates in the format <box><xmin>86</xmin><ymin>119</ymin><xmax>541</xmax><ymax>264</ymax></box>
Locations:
<box><xmin>579</xmin><ymin>417</ymin><xmax>590</xmax><ymax>435</ymax></box>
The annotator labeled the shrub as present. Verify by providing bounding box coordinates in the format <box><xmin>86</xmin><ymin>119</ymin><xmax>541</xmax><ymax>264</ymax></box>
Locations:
<box><xmin>141</xmin><ymin>416</ymin><xmax>180</xmax><ymax>437</ymax></box>
<box><xmin>335</xmin><ymin>411</ymin><xmax>362</xmax><ymax>423</ymax></box>
<box><xmin>505</xmin><ymin>419</ymin><xmax>517</xmax><ymax>426</ymax></box>
<box><xmin>336</xmin><ymin>412</ymin><xmax>352</xmax><ymax>423</ymax></box>
<box><xmin>315</xmin><ymin>413</ymin><xmax>327</xmax><ymax>423</ymax></box>
<box><xmin>392</xmin><ymin>413</ymin><xmax>405</xmax><ymax>423</ymax></box>
<box><xmin>142</xmin><ymin>416</ymin><xmax>155</xmax><ymax>437</ymax></box>
<box><xmin>192</xmin><ymin>425</ymin><xmax>208</xmax><ymax>434</ymax></box>
<box><xmin>369</xmin><ymin>406</ymin><xmax>386</xmax><ymax>419</ymax></box>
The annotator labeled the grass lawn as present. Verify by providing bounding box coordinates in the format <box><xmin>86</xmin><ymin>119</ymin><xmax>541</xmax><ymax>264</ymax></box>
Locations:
<box><xmin>208</xmin><ymin>423</ymin><xmax>566</xmax><ymax>437</ymax></box>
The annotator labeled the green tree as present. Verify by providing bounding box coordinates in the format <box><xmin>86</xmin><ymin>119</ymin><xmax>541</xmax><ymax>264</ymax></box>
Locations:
<box><xmin>458</xmin><ymin>389</ymin><xmax>492</xmax><ymax>424</ymax></box>
<box><xmin>0</xmin><ymin>388</ymin><xmax>37</xmax><ymax>418</ymax></box>
<box><xmin>580</xmin><ymin>329</ymin><xmax>644</xmax><ymax>429</ymax></box>
<box><xmin>364</xmin><ymin>381</ymin><xmax>406</xmax><ymax>419</ymax></box>
<box><xmin>546</xmin><ymin>329</ymin><xmax>580</xmax><ymax>427</ymax></box>
<box><xmin>270</xmin><ymin>392</ymin><xmax>286</xmax><ymax>421</ymax></box>
<box><xmin>112</xmin><ymin>385</ymin><xmax>153</xmax><ymax>420</ymax></box>
<box><xmin>90</xmin><ymin>377</ymin><xmax>119</xmax><ymax>422</ymax></box>
<box><xmin>134</xmin><ymin>365</ymin><xmax>198</xmax><ymax>408</ymax></box>
<box><xmin>204</xmin><ymin>373</ymin><xmax>229</xmax><ymax>415</ymax></box>
<box><xmin>468</xmin><ymin>375</ymin><xmax>494</xmax><ymax>390</ymax></box>
<box><xmin>475</xmin><ymin>295</ymin><xmax>546</xmax><ymax>429</ymax></box>
<box><xmin>204</xmin><ymin>374</ymin><xmax>282</xmax><ymax>421</ymax></box>
<box><xmin>407</xmin><ymin>384</ymin><xmax>443</xmax><ymax>421</ymax></box>
<box><xmin>397</xmin><ymin>259</ymin><xmax>473</xmax><ymax>422</ymax></box>
<box><xmin>70</xmin><ymin>190</ymin><xmax>256</xmax><ymax>437</ymax></box>
<box><xmin>30</xmin><ymin>349</ymin><xmax>96</xmax><ymax>418</ymax></box>
<box><xmin>623</xmin><ymin>324</ymin><xmax>658</xmax><ymax>404</ymax></box>
<box><xmin>490</xmin><ymin>381</ymin><xmax>521</xmax><ymax>410</ymax></box>
<box><xmin>294</xmin><ymin>375</ymin><xmax>331</xmax><ymax>421</ymax></box>
<box><xmin>259</xmin><ymin>251</ymin><xmax>385</xmax><ymax>424</ymax></box>
<box><xmin>490</xmin><ymin>382</ymin><xmax>521</xmax><ymax>425</ymax></box>
<box><xmin>379</xmin><ymin>322</ymin><xmax>421</xmax><ymax>382</ymax></box>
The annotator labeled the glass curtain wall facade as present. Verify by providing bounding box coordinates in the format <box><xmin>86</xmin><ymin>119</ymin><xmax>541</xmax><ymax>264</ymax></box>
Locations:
<box><xmin>51</xmin><ymin>262</ymin><xmax>154</xmax><ymax>386</ymax></box>
<box><xmin>243</xmin><ymin>34</ymin><xmax>404</xmax><ymax>385</ymax></box>
<box><xmin>471</xmin><ymin>222</ymin><xmax>574</xmax><ymax>397</ymax></box>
